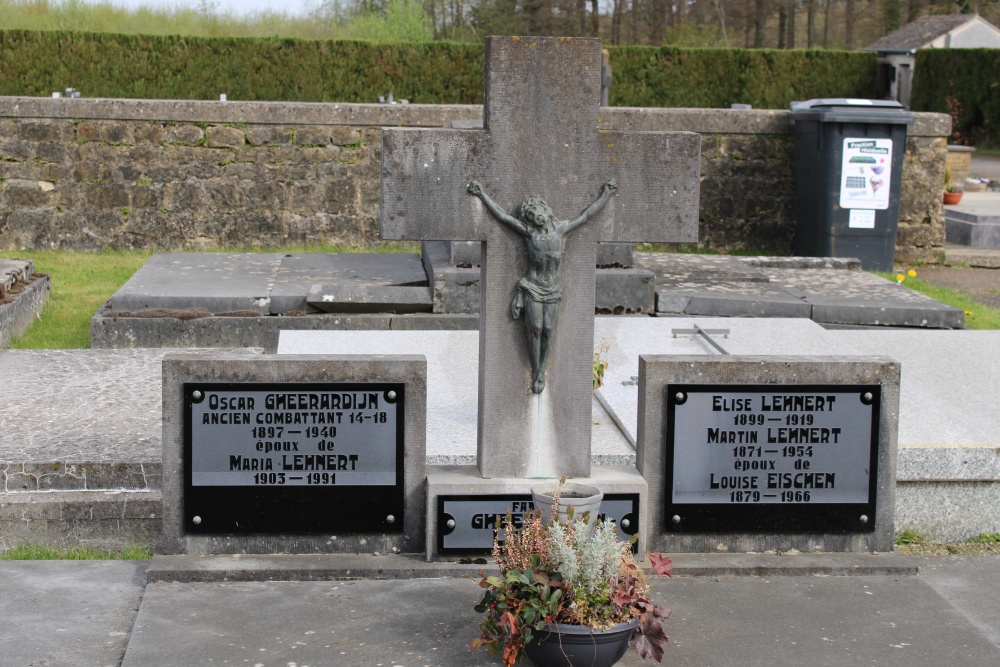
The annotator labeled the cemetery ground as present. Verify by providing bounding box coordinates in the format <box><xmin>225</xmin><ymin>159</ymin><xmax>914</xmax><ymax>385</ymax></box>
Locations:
<box><xmin>2</xmin><ymin>249</ymin><xmax>1000</xmax><ymax>666</ymax></box>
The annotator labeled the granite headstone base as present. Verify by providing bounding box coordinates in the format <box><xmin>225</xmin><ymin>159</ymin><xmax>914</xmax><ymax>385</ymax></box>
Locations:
<box><xmin>160</xmin><ymin>351</ymin><xmax>427</xmax><ymax>555</ymax></box>
<box><xmin>425</xmin><ymin>465</ymin><xmax>648</xmax><ymax>561</ymax></box>
<box><xmin>636</xmin><ymin>355</ymin><xmax>900</xmax><ymax>553</ymax></box>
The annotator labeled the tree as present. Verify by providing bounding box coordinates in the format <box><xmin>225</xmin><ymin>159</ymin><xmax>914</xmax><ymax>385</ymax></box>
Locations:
<box><xmin>346</xmin><ymin>0</ymin><xmax>434</xmax><ymax>40</ymax></box>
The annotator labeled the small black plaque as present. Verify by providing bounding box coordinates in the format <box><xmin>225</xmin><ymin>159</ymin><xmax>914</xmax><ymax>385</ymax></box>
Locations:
<box><xmin>438</xmin><ymin>494</ymin><xmax>639</xmax><ymax>555</ymax></box>
<box><xmin>665</xmin><ymin>384</ymin><xmax>880</xmax><ymax>533</ymax></box>
<box><xmin>184</xmin><ymin>382</ymin><xmax>405</xmax><ymax>534</ymax></box>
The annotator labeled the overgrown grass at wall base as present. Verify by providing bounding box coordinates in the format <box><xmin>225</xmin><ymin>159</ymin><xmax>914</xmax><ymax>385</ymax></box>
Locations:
<box><xmin>0</xmin><ymin>30</ymin><xmax>877</xmax><ymax>109</ymax></box>
<box><xmin>911</xmin><ymin>48</ymin><xmax>1000</xmax><ymax>148</ymax></box>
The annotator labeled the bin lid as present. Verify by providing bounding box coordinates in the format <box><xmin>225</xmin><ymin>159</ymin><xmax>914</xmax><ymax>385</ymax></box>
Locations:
<box><xmin>789</xmin><ymin>98</ymin><xmax>914</xmax><ymax>125</ymax></box>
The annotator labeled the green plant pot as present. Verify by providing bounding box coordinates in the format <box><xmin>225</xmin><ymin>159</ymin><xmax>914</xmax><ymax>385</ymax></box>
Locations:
<box><xmin>523</xmin><ymin>618</ymin><xmax>638</xmax><ymax>667</ymax></box>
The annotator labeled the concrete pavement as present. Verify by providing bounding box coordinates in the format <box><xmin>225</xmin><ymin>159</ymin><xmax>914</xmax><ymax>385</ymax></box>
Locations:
<box><xmin>2</xmin><ymin>555</ymin><xmax>998</xmax><ymax>667</ymax></box>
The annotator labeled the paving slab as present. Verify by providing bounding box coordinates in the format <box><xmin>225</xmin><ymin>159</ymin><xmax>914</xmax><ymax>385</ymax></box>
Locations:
<box><xmin>647</xmin><ymin>569</ymin><xmax>1000</xmax><ymax>666</ymax></box>
<box><xmin>0</xmin><ymin>560</ymin><xmax>147</xmax><ymax>667</ymax></box>
<box><xmin>918</xmin><ymin>556</ymin><xmax>1000</xmax><ymax>650</ymax></box>
<box><xmin>121</xmin><ymin>557</ymin><xmax>1000</xmax><ymax>667</ymax></box>
<box><xmin>107</xmin><ymin>253</ymin><xmax>284</xmax><ymax>314</ymax></box>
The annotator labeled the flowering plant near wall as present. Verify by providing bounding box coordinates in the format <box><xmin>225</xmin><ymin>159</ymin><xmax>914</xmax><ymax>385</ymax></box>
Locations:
<box><xmin>472</xmin><ymin>497</ymin><xmax>673</xmax><ymax>666</ymax></box>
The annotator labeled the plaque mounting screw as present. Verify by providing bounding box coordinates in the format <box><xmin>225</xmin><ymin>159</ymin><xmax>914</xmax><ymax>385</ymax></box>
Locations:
<box><xmin>861</xmin><ymin>392</ymin><xmax>874</xmax><ymax>405</ymax></box>
<box><xmin>446</xmin><ymin>519</ymin><xmax>456</xmax><ymax>529</ymax></box>
<box><xmin>192</xmin><ymin>515</ymin><xmax>202</xmax><ymax>525</ymax></box>
<box><xmin>674</xmin><ymin>392</ymin><xmax>686</xmax><ymax>404</ymax></box>
<box><xmin>672</xmin><ymin>515</ymin><xmax>681</xmax><ymax>524</ymax></box>
<box><xmin>620</xmin><ymin>518</ymin><xmax>631</xmax><ymax>529</ymax></box>
<box><xmin>386</xmin><ymin>515</ymin><xmax>396</xmax><ymax>524</ymax></box>
<box><xmin>860</xmin><ymin>515</ymin><xmax>869</xmax><ymax>524</ymax></box>
<box><xmin>387</xmin><ymin>391</ymin><xmax>397</xmax><ymax>400</ymax></box>
<box><xmin>192</xmin><ymin>390</ymin><xmax>203</xmax><ymax>401</ymax></box>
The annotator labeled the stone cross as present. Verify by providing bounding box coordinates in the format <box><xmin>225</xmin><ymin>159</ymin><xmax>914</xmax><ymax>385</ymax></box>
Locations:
<box><xmin>381</xmin><ymin>36</ymin><xmax>700</xmax><ymax>479</ymax></box>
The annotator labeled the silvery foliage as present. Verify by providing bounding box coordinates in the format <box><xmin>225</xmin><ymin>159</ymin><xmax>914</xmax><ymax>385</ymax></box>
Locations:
<box><xmin>547</xmin><ymin>518</ymin><xmax>623</xmax><ymax>592</ymax></box>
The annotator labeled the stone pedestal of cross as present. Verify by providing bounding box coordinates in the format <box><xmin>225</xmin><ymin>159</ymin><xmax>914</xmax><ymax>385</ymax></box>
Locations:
<box><xmin>381</xmin><ymin>36</ymin><xmax>700</xmax><ymax>479</ymax></box>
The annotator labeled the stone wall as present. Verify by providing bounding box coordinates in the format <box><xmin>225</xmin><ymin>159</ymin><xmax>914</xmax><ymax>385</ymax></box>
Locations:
<box><xmin>0</xmin><ymin>98</ymin><xmax>951</xmax><ymax>262</ymax></box>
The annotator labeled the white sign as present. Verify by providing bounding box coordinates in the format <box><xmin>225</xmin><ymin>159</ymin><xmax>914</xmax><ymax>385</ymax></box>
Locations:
<box><xmin>840</xmin><ymin>138</ymin><xmax>892</xmax><ymax>210</ymax></box>
<box><xmin>849</xmin><ymin>209</ymin><xmax>877</xmax><ymax>229</ymax></box>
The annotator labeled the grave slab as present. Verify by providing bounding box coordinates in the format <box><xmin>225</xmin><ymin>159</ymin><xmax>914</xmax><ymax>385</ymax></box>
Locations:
<box><xmin>277</xmin><ymin>329</ymin><xmax>635</xmax><ymax>465</ymax></box>
<box><xmin>422</xmin><ymin>240</ymin><xmax>656</xmax><ymax>314</ymax></box>
<box><xmin>271</xmin><ymin>252</ymin><xmax>430</xmax><ymax>314</ymax></box>
<box><xmin>0</xmin><ymin>258</ymin><xmax>34</xmax><ymax>292</ymax></box>
<box><xmin>0</xmin><ymin>265</ymin><xmax>49</xmax><ymax>348</ymax></box>
<box><xmin>108</xmin><ymin>253</ymin><xmax>283</xmax><ymax>314</ymax></box>
<box><xmin>945</xmin><ymin>192</ymin><xmax>1000</xmax><ymax>248</ymax></box>
<box><xmin>638</xmin><ymin>253</ymin><xmax>964</xmax><ymax>328</ymax></box>
<box><xmin>656</xmin><ymin>282</ymin><xmax>812</xmax><ymax>318</ymax></box>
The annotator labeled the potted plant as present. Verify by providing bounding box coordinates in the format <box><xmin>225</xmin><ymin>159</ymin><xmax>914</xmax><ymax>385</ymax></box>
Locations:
<box><xmin>944</xmin><ymin>165</ymin><xmax>964</xmax><ymax>205</ymax></box>
<box><xmin>473</xmin><ymin>490</ymin><xmax>673</xmax><ymax>666</ymax></box>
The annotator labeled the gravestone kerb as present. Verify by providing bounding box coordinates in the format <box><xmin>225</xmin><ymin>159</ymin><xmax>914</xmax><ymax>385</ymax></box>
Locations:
<box><xmin>381</xmin><ymin>36</ymin><xmax>700</xmax><ymax>479</ymax></box>
<box><xmin>635</xmin><ymin>355</ymin><xmax>900</xmax><ymax>553</ymax></box>
<box><xmin>160</xmin><ymin>352</ymin><xmax>427</xmax><ymax>555</ymax></box>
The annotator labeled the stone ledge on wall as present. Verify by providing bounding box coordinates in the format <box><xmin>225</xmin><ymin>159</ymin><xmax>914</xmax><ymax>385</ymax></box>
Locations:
<box><xmin>0</xmin><ymin>96</ymin><xmax>950</xmax><ymax>262</ymax></box>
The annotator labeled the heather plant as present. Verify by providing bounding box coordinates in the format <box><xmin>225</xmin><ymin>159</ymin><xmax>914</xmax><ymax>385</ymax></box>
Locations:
<box><xmin>474</xmin><ymin>497</ymin><xmax>673</xmax><ymax>666</ymax></box>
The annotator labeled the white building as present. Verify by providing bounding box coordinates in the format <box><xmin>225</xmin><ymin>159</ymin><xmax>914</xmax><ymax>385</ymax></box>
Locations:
<box><xmin>864</xmin><ymin>14</ymin><xmax>1000</xmax><ymax>107</ymax></box>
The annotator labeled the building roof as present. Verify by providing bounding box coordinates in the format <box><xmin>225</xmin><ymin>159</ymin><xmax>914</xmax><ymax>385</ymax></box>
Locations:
<box><xmin>864</xmin><ymin>14</ymin><xmax>979</xmax><ymax>51</ymax></box>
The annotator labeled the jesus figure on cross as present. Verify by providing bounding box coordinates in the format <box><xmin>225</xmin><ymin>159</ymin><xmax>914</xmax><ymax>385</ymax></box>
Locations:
<box><xmin>467</xmin><ymin>178</ymin><xmax>618</xmax><ymax>394</ymax></box>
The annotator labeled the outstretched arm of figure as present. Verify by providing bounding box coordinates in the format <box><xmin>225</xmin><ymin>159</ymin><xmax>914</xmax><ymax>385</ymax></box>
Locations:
<box><xmin>467</xmin><ymin>181</ymin><xmax>529</xmax><ymax>236</ymax></box>
<box><xmin>561</xmin><ymin>179</ymin><xmax>618</xmax><ymax>234</ymax></box>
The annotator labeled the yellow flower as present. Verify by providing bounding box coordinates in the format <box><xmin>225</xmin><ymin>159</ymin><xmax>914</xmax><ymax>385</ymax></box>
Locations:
<box><xmin>896</xmin><ymin>274</ymin><xmax>905</xmax><ymax>284</ymax></box>
<box><xmin>907</xmin><ymin>269</ymin><xmax>917</xmax><ymax>278</ymax></box>
<box><xmin>965</xmin><ymin>310</ymin><xmax>974</xmax><ymax>316</ymax></box>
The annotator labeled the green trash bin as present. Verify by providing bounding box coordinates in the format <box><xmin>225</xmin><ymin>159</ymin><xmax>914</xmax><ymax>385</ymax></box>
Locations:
<box><xmin>790</xmin><ymin>99</ymin><xmax>914</xmax><ymax>271</ymax></box>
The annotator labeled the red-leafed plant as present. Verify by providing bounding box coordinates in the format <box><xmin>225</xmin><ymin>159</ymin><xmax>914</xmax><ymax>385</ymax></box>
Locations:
<box><xmin>472</xmin><ymin>495</ymin><xmax>673</xmax><ymax>666</ymax></box>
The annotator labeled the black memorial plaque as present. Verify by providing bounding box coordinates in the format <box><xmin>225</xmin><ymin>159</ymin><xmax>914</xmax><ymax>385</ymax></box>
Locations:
<box><xmin>665</xmin><ymin>384</ymin><xmax>880</xmax><ymax>533</ymax></box>
<box><xmin>438</xmin><ymin>494</ymin><xmax>639</xmax><ymax>555</ymax></box>
<box><xmin>184</xmin><ymin>382</ymin><xmax>405</xmax><ymax>534</ymax></box>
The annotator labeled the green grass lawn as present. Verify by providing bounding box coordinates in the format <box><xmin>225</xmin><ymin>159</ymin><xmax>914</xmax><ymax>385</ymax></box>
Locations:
<box><xmin>879</xmin><ymin>271</ymin><xmax>1000</xmax><ymax>330</ymax></box>
<box><xmin>6</xmin><ymin>250</ymin><xmax>151</xmax><ymax>349</ymax></box>
<box><xmin>0</xmin><ymin>542</ymin><xmax>152</xmax><ymax>560</ymax></box>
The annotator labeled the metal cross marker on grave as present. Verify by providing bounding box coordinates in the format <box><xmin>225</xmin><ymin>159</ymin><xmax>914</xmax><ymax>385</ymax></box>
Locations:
<box><xmin>381</xmin><ymin>36</ymin><xmax>700</xmax><ymax>479</ymax></box>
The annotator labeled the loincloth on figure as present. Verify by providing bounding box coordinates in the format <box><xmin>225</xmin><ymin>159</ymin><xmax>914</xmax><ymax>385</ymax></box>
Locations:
<box><xmin>511</xmin><ymin>278</ymin><xmax>562</xmax><ymax>320</ymax></box>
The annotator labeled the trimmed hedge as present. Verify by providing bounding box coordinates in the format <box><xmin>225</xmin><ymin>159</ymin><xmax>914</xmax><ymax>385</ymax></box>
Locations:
<box><xmin>0</xmin><ymin>30</ymin><xmax>877</xmax><ymax>109</ymax></box>
<box><xmin>911</xmin><ymin>48</ymin><xmax>1000</xmax><ymax>147</ymax></box>
<box><xmin>609</xmin><ymin>47</ymin><xmax>878</xmax><ymax>109</ymax></box>
<box><xmin>0</xmin><ymin>31</ymin><xmax>486</xmax><ymax>103</ymax></box>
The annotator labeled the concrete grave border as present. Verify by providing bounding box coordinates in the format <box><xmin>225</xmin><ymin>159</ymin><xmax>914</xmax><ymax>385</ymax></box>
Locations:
<box><xmin>636</xmin><ymin>355</ymin><xmax>900</xmax><ymax>553</ymax></box>
<box><xmin>160</xmin><ymin>352</ymin><xmax>427</xmax><ymax>555</ymax></box>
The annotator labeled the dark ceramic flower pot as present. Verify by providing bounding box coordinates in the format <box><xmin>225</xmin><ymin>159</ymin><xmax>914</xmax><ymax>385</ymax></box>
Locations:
<box><xmin>524</xmin><ymin>618</ymin><xmax>638</xmax><ymax>667</ymax></box>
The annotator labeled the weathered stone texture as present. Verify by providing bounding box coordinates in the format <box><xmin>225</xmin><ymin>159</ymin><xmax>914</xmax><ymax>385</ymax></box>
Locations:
<box><xmin>0</xmin><ymin>100</ymin><xmax>949</xmax><ymax>260</ymax></box>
